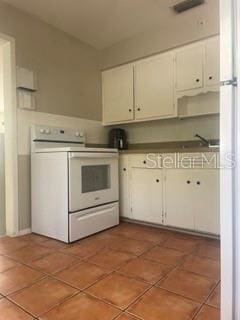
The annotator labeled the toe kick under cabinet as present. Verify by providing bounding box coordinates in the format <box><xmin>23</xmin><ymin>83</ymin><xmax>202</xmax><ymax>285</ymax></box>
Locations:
<box><xmin>119</xmin><ymin>153</ymin><xmax>220</xmax><ymax>235</ymax></box>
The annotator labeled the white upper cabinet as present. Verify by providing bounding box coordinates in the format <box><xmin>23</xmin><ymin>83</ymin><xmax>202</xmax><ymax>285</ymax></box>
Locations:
<box><xmin>175</xmin><ymin>43</ymin><xmax>204</xmax><ymax>91</ymax></box>
<box><xmin>102</xmin><ymin>36</ymin><xmax>219</xmax><ymax>125</ymax></box>
<box><xmin>205</xmin><ymin>37</ymin><xmax>220</xmax><ymax>87</ymax></box>
<box><xmin>134</xmin><ymin>53</ymin><xmax>175</xmax><ymax>120</ymax></box>
<box><xmin>102</xmin><ymin>65</ymin><xmax>134</xmax><ymax>124</ymax></box>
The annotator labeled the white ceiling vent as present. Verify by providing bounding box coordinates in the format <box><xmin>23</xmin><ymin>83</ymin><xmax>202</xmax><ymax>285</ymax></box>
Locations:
<box><xmin>173</xmin><ymin>0</ymin><xmax>205</xmax><ymax>13</ymax></box>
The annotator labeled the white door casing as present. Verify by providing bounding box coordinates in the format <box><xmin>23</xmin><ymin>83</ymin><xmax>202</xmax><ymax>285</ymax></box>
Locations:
<box><xmin>0</xmin><ymin>33</ymin><xmax>18</xmax><ymax>236</ymax></box>
<box><xmin>220</xmin><ymin>0</ymin><xmax>236</xmax><ymax>318</ymax></box>
<box><xmin>233</xmin><ymin>0</ymin><xmax>240</xmax><ymax>318</ymax></box>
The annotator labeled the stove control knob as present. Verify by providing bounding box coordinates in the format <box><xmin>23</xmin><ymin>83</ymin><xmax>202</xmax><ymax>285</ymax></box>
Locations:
<box><xmin>40</xmin><ymin>129</ymin><xmax>45</xmax><ymax>134</ymax></box>
<box><xmin>45</xmin><ymin>129</ymin><xmax>51</xmax><ymax>134</ymax></box>
<box><xmin>75</xmin><ymin>132</ymin><xmax>80</xmax><ymax>137</ymax></box>
<box><xmin>79</xmin><ymin>132</ymin><xmax>84</xmax><ymax>137</ymax></box>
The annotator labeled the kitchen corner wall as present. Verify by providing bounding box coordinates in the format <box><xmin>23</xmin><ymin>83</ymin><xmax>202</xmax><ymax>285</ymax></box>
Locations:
<box><xmin>0</xmin><ymin>1</ymin><xmax>106</xmax><ymax>232</ymax></box>
<box><xmin>0</xmin><ymin>1</ymin><xmax>102</xmax><ymax>120</ymax></box>
<box><xmin>99</xmin><ymin>1</ymin><xmax>219</xmax><ymax>69</ymax></box>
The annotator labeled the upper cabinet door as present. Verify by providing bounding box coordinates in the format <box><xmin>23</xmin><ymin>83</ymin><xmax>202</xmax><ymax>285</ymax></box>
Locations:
<box><xmin>102</xmin><ymin>65</ymin><xmax>134</xmax><ymax>124</ymax></box>
<box><xmin>176</xmin><ymin>44</ymin><xmax>204</xmax><ymax>91</ymax></box>
<box><xmin>205</xmin><ymin>37</ymin><xmax>220</xmax><ymax>87</ymax></box>
<box><xmin>135</xmin><ymin>53</ymin><xmax>175</xmax><ymax>120</ymax></box>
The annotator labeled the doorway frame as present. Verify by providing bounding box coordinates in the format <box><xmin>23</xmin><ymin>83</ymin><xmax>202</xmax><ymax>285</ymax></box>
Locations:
<box><xmin>234</xmin><ymin>0</ymin><xmax>240</xmax><ymax>317</ymax></box>
<box><xmin>0</xmin><ymin>32</ymin><xmax>19</xmax><ymax>236</ymax></box>
<box><xmin>220</xmin><ymin>0</ymin><xmax>240</xmax><ymax>318</ymax></box>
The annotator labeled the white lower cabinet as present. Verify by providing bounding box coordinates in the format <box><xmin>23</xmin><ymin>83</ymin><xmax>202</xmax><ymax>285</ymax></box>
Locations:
<box><xmin>165</xmin><ymin>168</ymin><xmax>220</xmax><ymax>234</ymax></box>
<box><xmin>193</xmin><ymin>169</ymin><xmax>220</xmax><ymax>234</ymax></box>
<box><xmin>119</xmin><ymin>154</ymin><xmax>220</xmax><ymax>235</ymax></box>
<box><xmin>119</xmin><ymin>155</ymin><xmax>130</xmax><ymax>218</ymax></box>
<box><xmin>130</xmin><ymin>168</ymin><xmax>163</xmax><ymax>224</ymax></box>
<box><xmin>164</xmin><ymin>169</ymin><xmax>195</xmax><ymax>230</ymax></box>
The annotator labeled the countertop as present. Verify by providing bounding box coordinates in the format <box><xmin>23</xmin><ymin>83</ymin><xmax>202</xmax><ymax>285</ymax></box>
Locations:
<box><xmin>118</xmin><ymin>140</ymin><xmax>220</xmax><ymax>154</ymax></box>
<box><xmin>119</xmin><ymin>147</ymin><xmax>219</xmax><ymax>154</ymax></box>
<box><xmin>87</xmin><ymin>141</ymin><xmax>220</xmax><ymax>154</ymax></box>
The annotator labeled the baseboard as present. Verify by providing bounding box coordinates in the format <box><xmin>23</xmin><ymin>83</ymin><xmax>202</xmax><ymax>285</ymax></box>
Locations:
<box><xmin>11</xmin><ymin>228</ymin><xmax>31</xmax><ymax>237</ymax></box>
<box><xmin>120</xmin><ymin>218</ymin><xmax>220</xmax><ymax>240</ymax></box>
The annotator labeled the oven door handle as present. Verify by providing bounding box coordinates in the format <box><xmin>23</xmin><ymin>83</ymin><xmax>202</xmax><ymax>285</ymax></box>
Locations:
<box><xmin>69</xmin><ymin>152</ymin><xmax>118</xmax><ymax>159</ymax></box>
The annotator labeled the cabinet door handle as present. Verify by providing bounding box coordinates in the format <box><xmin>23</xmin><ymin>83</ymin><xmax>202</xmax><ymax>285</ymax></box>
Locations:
<box><xmin>137</xmin><ymin>107</ymin><xmax>141</xmax><ymax>111</ymax></box>
<box><xmin>129</xmin><ymin>108</ymin><xmax>132</xmax><ymax>112</ymax></box>
<box><xmin>187</xmin><ymin>180</ymin><xmax>191</xmax><ymax>184</ymax></box>
<box><xmin>196</xmin><ymin>79</ymin><xmax>200</xmax><ymax>82</ymax></box>
<box><xmin>209</xmin><ymin>76</ymin><xmax>213</xmax><ymax>80</ymax></box>
<box><xmin>143</xmin><ymin>160</ymin><xmax>146</xmax><ymax>164</ymax></box>
<box><xmin>197</xmin><ymin>181</ymin><xmax>201</xmax><ymax>185</ymax></box>
<box><xmin>123</xmin><ymin>168</ymin><xmax>127</xmax><ymax>171</ymax></box>
<box><xmin>156</xmin><ymin>179</ymin><xmax>160</xmax><ymax>183</ymax></box>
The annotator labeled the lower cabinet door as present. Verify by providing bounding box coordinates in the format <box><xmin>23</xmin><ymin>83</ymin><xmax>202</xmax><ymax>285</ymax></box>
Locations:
<box><xmin>165</xmin><ymin>169</ymin><xmax>195</xmax><ymax>230</ymax></box>
<box><xmin>193</xmin><ymin>169</ymin><xmax>220</xmax><ymax>235</ymax></box>
<box><xmin>119</xmin><ymin>155</ymin><xmax>130</xmax><ymax>218</ymax></box>
<box><xmin>131</xmin><ymin>168</ymin><xmax>163</xmax><ymax>224</ymax></box>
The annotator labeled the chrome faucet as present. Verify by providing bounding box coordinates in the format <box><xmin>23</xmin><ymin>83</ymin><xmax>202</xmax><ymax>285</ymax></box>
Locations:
<box><xmin>194</xmin><ymin>134</ymin><xmax>210</xmax><ymax>147</ymax></box>
<box><xmin>194</xmin><ymin>134</ymin><xmax>220</xmax><ymax>148</ymax></box>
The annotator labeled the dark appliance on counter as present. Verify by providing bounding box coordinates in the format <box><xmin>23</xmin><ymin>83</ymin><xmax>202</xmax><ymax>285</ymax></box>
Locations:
<box><xmin>108</xmin><ymin>128</ymin><xmax>128</xmax><ymax>150</ymax></box>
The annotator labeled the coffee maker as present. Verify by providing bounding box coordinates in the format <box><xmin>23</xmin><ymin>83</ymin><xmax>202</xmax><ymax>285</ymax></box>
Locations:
<box><xmin>108</xmin><ymin>128</ymin><xmax>128</xmax><ymax>150</ymax></box>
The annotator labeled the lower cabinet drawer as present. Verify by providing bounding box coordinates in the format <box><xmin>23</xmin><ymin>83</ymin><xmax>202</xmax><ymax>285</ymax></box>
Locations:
<box><xmin>129</xmin><ymin>154</ymin><xmax>162</xmax><ymax>168</ymax></box>
<box><xmin>69</xmin><ymin>202</ymin><xmax>119</xmax><ymax>242</ymax></box>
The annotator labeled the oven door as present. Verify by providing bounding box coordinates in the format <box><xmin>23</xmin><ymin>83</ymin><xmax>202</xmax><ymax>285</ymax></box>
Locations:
<box><xmin>68</xmin><ymin>152</ymin><xmax>119</xmax><ymax>212</ymax></box>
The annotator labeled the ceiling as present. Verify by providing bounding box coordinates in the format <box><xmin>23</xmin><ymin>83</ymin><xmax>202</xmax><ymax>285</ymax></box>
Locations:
<box><xmin>2</xmin><ymin>0</ymin><xmax>215</xmax><ymax>49</ymax></box>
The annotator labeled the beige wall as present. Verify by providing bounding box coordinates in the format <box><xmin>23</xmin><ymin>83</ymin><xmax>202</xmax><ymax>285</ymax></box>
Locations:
<box><xmin>0</xmin><ymin>1</ymin><xmax>101</xmax><ymax>120</ymax></box>
<box><xmin>0</xmin><ymin>133</ymin><xmax>5</xmax><ymax>235</ymax></box>
<box><xmin>100</xmin><ymin>1</ymin><xmax>219</xmax><ymax>69</ymax></box>
<box><xmin>119</xmin><ymin>115</ymin><xmax>219</xmax><ymax>144</ymax></box>
<box><xmin>0</xmin><ymin>44</ymin><xmax>3</xmax><ymax>113</ymax></box>
<box><xmin>0</xmin><ymin>112</ymin><xmax>4</xmax><ymax>133</ymax></box>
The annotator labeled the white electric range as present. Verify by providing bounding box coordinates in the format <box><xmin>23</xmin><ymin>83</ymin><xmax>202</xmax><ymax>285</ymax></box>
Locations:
<box><xmin>31</xmin><ymin>125</ymin><xmax>119</xmax><ymax>243</ymax></box>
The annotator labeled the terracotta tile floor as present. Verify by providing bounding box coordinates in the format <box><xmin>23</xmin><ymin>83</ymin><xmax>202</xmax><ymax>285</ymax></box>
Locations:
<box><xmin>0</xmin><ymin>222</ymin><xmax>221</xmax><ymax>319</ymax></box>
